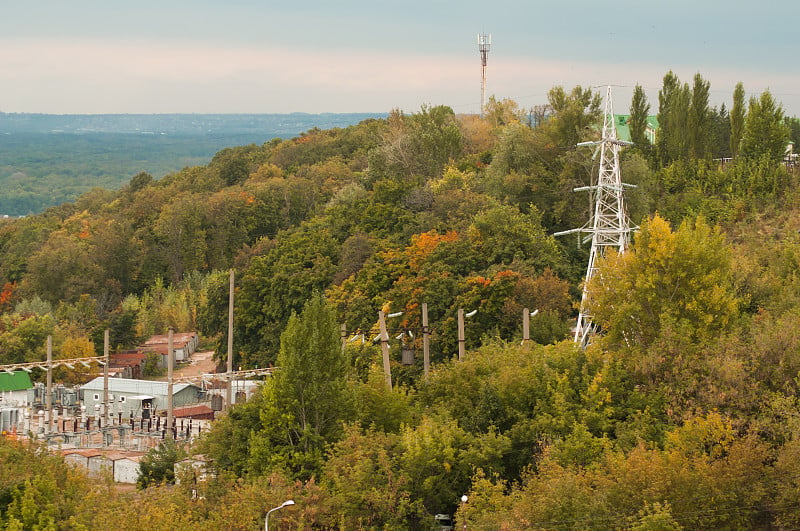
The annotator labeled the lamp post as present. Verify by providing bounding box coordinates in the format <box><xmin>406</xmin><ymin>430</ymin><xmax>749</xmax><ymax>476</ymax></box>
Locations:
<box><xmin>265</xmin><ymin>499</ymin><xmax>294</xmax><ymax>531</ymax></box>
<box><xmin>461</xmin><ymin>495</ymin><xmax>468</xmax><ymax>530</ymax></box>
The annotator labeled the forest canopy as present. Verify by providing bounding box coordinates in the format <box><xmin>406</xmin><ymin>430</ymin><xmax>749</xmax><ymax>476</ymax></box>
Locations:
<box><xmin>4</xmin><ymin>73</ymin><xmax>800</xmax><ymax>528</ymax></box>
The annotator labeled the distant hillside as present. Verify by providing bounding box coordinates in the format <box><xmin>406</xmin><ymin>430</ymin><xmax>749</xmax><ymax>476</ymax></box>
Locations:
<box><xmin>0</xmin><ymin>113</ymin><xmax>386</xmax><ymax>216</ymax></box>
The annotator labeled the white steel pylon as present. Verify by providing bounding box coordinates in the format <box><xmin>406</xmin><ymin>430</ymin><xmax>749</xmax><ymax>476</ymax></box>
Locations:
<box><xmin>554</xmin><ymin>86</ymin><xmax>635</xmax><ymax>348</ymax></box>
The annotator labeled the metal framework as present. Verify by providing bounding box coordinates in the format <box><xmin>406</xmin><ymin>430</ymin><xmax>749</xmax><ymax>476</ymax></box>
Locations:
<box><xmin>554</xmin><ymin>86</ymin><xmax>635</xmax><ymax>348</ymax></box>
<box><xmin>478</xmin><ymin>33</ymin><xmax>491</xmax><ymax>116</ymax></box>
<box><xmin>0</xmin><ymin>356</ymin><xmax>105</xmax><ymax>373</ymax></box>
<box><xmin>172</xmin><ymin>367</ymin><xmax>273</xmax><ymax>385</ymax></box>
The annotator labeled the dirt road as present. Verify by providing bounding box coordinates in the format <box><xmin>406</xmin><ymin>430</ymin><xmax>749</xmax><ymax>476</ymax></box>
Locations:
<box><xmin>172</xmin><ymin>350</ymin><xmax>218</xmax><ymax>378</ymax></box>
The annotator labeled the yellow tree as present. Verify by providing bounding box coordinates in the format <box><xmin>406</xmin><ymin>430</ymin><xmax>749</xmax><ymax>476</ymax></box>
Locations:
<box><xmin>586</xmin><ymin>214</ymin><xmax>739</xmax><ymax>351</ymax></box>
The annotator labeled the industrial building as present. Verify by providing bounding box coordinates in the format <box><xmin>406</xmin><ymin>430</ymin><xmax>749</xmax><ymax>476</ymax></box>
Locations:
<box><xmin>0</xmin><ymin>371</ymin><xmax>33</xmax><ymax>433</ymax></box>
<box><xmin>79</xmin><ymin>377</ymin><xmax>203</xmax><ymax>418</ymax></box>
<box><xmin>0</xmin><ymin>370</ymin><xmax>33</xmax><ymax>407</ymax></box>
<box><xmin>62</xmin><ymin>448</ymin><xmax>144</xmax><ymax>484</ymax></box>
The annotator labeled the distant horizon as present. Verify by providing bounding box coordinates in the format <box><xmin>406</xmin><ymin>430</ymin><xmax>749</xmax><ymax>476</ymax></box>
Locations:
<box><xmin>0</xmin><ymin>111</ymin><xmax>390</xmax><ymax>116</ymax></box>
<box><xmin>0</xmin><ymin>113</ymin><xmax>388</xmax><ymax>139</ymax></box>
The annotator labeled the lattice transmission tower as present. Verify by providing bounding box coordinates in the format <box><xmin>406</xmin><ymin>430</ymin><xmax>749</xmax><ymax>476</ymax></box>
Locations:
<box><xmin>554</xmin><ymin>86</ymin><xmax>636</xmax><ymax>348</ymax></box>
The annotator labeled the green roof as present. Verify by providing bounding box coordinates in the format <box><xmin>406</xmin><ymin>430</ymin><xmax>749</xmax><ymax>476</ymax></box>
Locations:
<box><xmin>613</xmin><ymin>114</ymin><xmax>659</xmax><ymax>143</ymax></box>
<box><xmin>0</xmin><ymin>371</ymin><xmax>33</xmax><ymax>392</ymax></box>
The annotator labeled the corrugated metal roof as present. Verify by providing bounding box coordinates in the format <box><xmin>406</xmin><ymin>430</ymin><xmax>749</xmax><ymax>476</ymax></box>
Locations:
<box><xmin>0</xmin><ymin>371</ymin><xmax>32</xmax><ymax>392</ymax></box>
<box><xmin>104</xmin><ymin>451</ymin><xmax>144</xmax><ymax>461</ymax></box>
<box><xmin>144</xmin><ymin>332</ymin><xmax>196</xmax><ymax>344</ymax></box>
<box><xmin>79</xmin><ymin>376</ymin><xmax>198</xmax><ymax>395</ymax></box>
<box><xmin>62</xmin><ymin>448</ymin><xmax>144</xmax><ymax>461</ymax></box>
<box><xmin>613</xmin><ymin>114</ymin><xmax>659</xmax><ymax>143</ymax></box>
<box><xmin>62</xmin><ymin>448</ymin><xmax>102</xmax><ymax>458</ymax></box>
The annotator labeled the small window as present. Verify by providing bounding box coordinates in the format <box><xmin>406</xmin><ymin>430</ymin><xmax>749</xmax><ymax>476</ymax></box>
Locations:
<box><xmin>119</xmin><ymin>396</ymin><xmax>126</xmax><ymax>403</ymax></box>
<box><xmin>93</xmin><ymin>393</ymin><xmax>100</xmax><ymax>401</ymax></box>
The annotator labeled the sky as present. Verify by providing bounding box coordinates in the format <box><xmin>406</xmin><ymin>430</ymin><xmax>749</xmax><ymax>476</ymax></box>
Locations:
<box><xmin>2</xmin><ymin>1</ymin><xmax>799</xmax><ymax>116</ymax></box>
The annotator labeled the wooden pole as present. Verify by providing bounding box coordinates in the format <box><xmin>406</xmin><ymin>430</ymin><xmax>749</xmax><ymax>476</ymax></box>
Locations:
<box><xmin>422</xmin><ymin>303</ymin><xmax>430</xmax><ymax>378</ymax></box>
<box><xmin>378</xmin><ymin>311</ymin><xmax>392</xmax><ymax>390</ymax></box>
<box><xmin>522</xmin><ymin>308</ymin><xmax>530</xmax><ymax>343</ymax></box>
<box><xmin>226</xmin><ymin>269</ymin><xmax>234</xmax><ymax>411</ymax></box>
<box><xmin>341</xmin><ymin>323</ymin><xmax>347</xmax><ymax>353</ymax></box>
<box><xmin>46</xmin><ymin>335</ymin><xmax>52</xmax><ymax>434</ymax></box>
<box><xmin>457</xmin><ymin>308</ymin><xmax>465</xmax><ymax>361</ymax></box>
<box><xmin>167</xmin><ymin>327</ymin><xmax>174</xmax><ymax>440</ymax></box>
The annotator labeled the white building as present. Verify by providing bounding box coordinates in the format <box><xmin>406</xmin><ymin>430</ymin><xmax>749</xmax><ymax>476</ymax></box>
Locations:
<box><xmin>0</xmin><ymin>371</ymin><xmax>33</xmax><ymax>433</ymax></box>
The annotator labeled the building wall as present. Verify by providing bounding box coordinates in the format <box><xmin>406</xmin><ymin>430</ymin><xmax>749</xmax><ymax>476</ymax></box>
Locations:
<box><xmin>172</xmin><ymin>386</ymin><xmax>201</xmax><ymax>409</ymax></box>
<box><xmin>0</xmin><ymin>407</ymin><xmax>22</xmax><ymax>433</ymax></box>
<box><xmin>82</xmin><ymin>391</ymin><xmax>150</xmax><ymax>418</ymax></box>
<box><xmin>113</xmin><ymin>459</ymin><xmax>140</xmax><ymax>484</ymax></box>
<box><xmin>64</xmin><ymin>453</ymin><xmax>88</xmax><ymax>469</ymax></box>
<box><xmin>0</xmin><ymin>390</ymin><xmax>29</xmax><ymax>407</ymax></box>
<box><xmin>80</xmin><ymin>380</ymin><xmax>202</xmax><ymax>418</ymax></box>
<box><xmin>88</xmin><ymin>456</ymin><xmax>111</xmax><ymax>477</ymax></box>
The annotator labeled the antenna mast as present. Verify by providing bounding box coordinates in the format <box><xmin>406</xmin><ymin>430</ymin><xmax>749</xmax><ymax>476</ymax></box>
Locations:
<box><xmin>554</xmin><ymin>86</ymin><xmax>635</xmax><ymax>348</ymax></box>
<box><xmin>478</xmin><ymin>33</ymin><xmax>491</xmax><ymax>117</ymax></box>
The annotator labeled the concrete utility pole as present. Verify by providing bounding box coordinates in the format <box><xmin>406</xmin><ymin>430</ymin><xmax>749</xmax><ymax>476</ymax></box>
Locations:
<box><xmin>378</xmin><ymin>311</ymin><xmax>392</xmax><ymax>390</ymax></box>
<box><xmin>103</xmin><ymin>329</ymin><xmax>110</xmax><ymax>424</ymax></box>
<box><xmin>226</xmin><ymin>269</ymin><xmax>234</xmax><ymax>410</ymax></box>
<box><xmin>457</xmin><ymin>309</ymin><xmax>466</xmax><ymax>361</ymax></box>
<box><xmin>422</xmin><ymin>303</ymin><xmax>430</xmax><ymax>378</ymax></box>
<box><xmin>522</xmin><ymin>307</ymin><xmax>531</xmax><ymax>343</ymax></box>
<box><xmin>167</xmin><ymin>327</ymin><xmax>174</xmax><ymax>440</ymax></box>
<box><xmin>46</xmin><ymin>335</ymin><xmax>52</xmax><ymax>434</ymax></box>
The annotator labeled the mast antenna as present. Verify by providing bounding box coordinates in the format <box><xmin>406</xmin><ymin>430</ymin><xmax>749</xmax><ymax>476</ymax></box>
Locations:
<box><xmin>553</xmin><ymin>86</ymin><xmax>636</xmax><ymax>348</ymax></box>
<box><xmin>478</xmin><ymin>33</ymin><xmax>491</xmax><ymax>117</ymax></box>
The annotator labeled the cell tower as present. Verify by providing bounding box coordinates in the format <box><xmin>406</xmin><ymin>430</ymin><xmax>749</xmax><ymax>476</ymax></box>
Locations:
<box><xmin>478</xmin><ymin>33</ymin><xmax>491</xmax><ymax>117</ymax></box>
<box><xmin>554</xmin><ymin>86</ymin><xmax>635</xmax><ymax>348</ymax></box>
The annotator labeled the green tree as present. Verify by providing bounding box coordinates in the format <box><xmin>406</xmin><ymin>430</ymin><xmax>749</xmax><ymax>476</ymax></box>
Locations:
<box><xmin>483</xmin><ymin>96</ymin><xmax>522</xmax><ymax>128</ymax></box>
<box><xmin>137</xmin><ymin>439</ymin><xmax>186</xmax><ymax>489</ymax></box>
<box><xmin>126</xmin><ymin>171</ymin><xmax>153</xmax><ymax>195</ymax></box>
<box><xmin>740</xmin><ymin>90</ymin><xmax>790</xmax><ymax>162</ymax></box>
<box><xmin>629</xmin><ymin>84</ymin><xmax>651</xmax><ymax>147</ymax></box>
<box><xmin>657</xmin><ymin>71</ymin><xmax>691</xmax><ymax>164</ymax></box>
<box><xmin>543</xmin><ymin>85</ymin><xmax>602</xmax><ymax>148</ymax></box>
<box><xmin>323</xmin><ymin>425</ymin><xmax>425</xmax><ymax>528</ymax></box>
<box><xmin>730</xmin><ymin>82</ymin><xmax>746</xmax><ymax>158</ymax></box>
<box><xmin>153</xmin><ymin>194</ymin><xmax>208</xmax><ymax>282</ymax></box>
<box><xmin>400</xmin><ymin>414</ymin><xmax>510</xmax><ymax>516</ymax></box>
<box><xmin>1</xmin><ymin>438</ymin><xmax>95</xmax><ymax>530</ymax></box>
<box><xmin>237</xmin><ymin>222</ymin><xmax>340</xmax><ymax>367</ymax></box>
<box><xmin>248</xmin><ymin>292</ymin><xmax>352</xmax><ymax>479</ymax></box>
<box><xmin>197</xmin><ymin>387</ymin><xmax>266</xmax><ymax>476</ymax></box>
<box><xmin>787</xmin><ymin>116</ymin><xmax>800</xmax><ymax>153</ymax></box>
<box><xmin>370</xmin><ymin>105</ymin><xmax>463</xmax><ymax>180</ymax></box>
<box><xmin>688</xmin><ymin>73</ymin><xmax>712</xmax><ymax>159</ymax></box>
<box><xmin>22</xmin><ymin>229</ymin><xmax>102</xmax><ymax>305</ymax></box>
<box><xmin>710</xmin><ymin>103</ymin><xmax>731</xmax><ymax>159</ymax></box>
<box><xmin>0</xmin><ymin>311</ymin><xmax>54</xmax><ymax>364</ymax></box>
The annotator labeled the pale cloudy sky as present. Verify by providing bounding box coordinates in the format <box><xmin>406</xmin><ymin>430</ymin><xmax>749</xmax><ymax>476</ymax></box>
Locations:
<box><xmin>2</xmin><ymin>1</ymin><xmax>798</xmax><ymax>115</ymax></box>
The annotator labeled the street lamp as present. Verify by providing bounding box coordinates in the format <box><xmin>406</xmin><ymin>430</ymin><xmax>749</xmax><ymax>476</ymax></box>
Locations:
<box><xmin>265</xmin><ymin>499</ymin><xmax>295</xmax><ymax>531</ymax></box>
<box><xmin>461</xmin><ymin>495</ymin><xmax>468</xmax><ymax>530</ymax></box>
